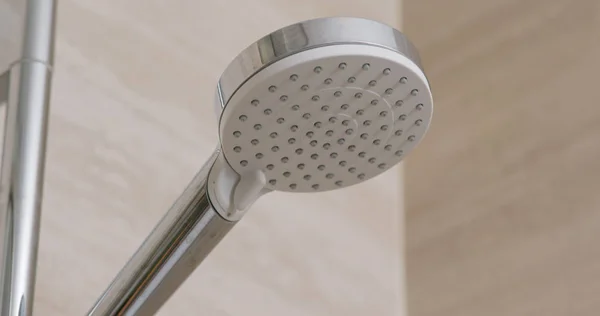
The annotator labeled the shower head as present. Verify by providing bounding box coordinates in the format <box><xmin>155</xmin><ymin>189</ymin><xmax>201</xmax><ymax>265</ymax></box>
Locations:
<box><xmin>89</xmin><ymin>16</ymin><xmax>433</xmax><ymax>316</ymax></box>
<box><xmin>209</xmin><ymin>17</ymin><xmax>432</xmax><ymax>219</ymax></box>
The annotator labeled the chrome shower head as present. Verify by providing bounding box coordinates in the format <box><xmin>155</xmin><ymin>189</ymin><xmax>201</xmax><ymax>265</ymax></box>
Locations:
<box><xmin>209</xmin><ymin>17</ymin><xmax>432</xmax><ymax>218</ymax></box>
<box><xmin>89</xmin><ymin>16</ymin><xmax>433</xmax><ymax>316</ymax></box>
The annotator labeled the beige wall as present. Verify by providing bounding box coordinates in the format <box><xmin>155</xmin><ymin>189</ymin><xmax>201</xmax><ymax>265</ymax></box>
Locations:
<box><xmin>0</xmin><ymin>0</ymin><xmax>25</xmax><ymax>71</ymax></box>
<box><xmin>405</xmin><ymin>0</ymin><xmax>600</xmax><ymax>315</ymax></box>
<box><xmin>0</xmin><ymin>1</ymin><xmax>407</xmax><ymax>315</ymax></box>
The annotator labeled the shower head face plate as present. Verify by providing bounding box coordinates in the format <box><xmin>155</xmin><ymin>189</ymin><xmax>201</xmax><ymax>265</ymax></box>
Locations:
<box><xmin>220</xmin><ymin>45</ymin><xmax>432</xmax><ymax>193</ymax></box>
<box><xmin>217</xmin><ymin>18</ymin><xmax>433</xmax><ymax>193</ymax></box>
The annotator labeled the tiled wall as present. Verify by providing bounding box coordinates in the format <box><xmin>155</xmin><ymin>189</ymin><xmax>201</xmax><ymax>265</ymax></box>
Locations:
<box><xmin>405</xmin><ymin>0</ymin><xmax>600</xmax><ymax>315</ymax></box>
<box><xmin>0</xmin><ymin>0</ymin><xmax>25</xmax><ymax>70</ymax></box>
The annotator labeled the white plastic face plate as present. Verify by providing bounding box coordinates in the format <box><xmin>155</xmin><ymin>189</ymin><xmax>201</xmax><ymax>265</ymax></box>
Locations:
<box><xmin>219</xmin><ymin>44</ymin><xmax>433</xmax><ymax>193</ymax></box>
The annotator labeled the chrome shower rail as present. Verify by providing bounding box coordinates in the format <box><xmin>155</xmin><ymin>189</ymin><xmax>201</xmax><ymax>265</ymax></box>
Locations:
<box><xmin>0</xmin><ymin>1</ymin><xmax>57</xmax><ymax>315</ymax></box>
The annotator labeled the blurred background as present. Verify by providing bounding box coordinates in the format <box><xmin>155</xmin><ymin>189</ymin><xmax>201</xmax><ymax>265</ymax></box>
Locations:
<box><xmin>404</xmin><ymin>0</ymin><xmax>600</xmax><ymax>315</ymax></box>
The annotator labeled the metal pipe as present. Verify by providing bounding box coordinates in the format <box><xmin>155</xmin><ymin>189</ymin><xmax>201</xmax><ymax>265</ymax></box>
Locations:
<box><xmin>0</xmin><ymin>1</ymin><xmax>57</xmax><ymax>315</ymax></box>
<box><xmin>87</xmin><ymin>151</ymin><xmax>237</xmax><ymax>316</ymax></box>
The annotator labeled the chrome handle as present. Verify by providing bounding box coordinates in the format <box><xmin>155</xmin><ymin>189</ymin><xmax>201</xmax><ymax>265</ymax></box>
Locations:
<box><xmin>87</xmin><ymin>150</ymin><xmax>237</xmax><ymax>316</ymax></box>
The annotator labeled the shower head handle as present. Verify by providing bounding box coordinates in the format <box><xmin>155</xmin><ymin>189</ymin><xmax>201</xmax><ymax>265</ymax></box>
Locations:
<box><xmin>87</xmin><ymin>150</ymin><xmax>234</xmax><ymax>316</ymax></box>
